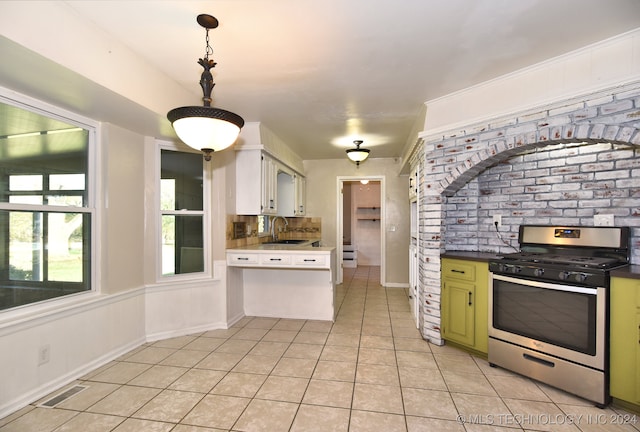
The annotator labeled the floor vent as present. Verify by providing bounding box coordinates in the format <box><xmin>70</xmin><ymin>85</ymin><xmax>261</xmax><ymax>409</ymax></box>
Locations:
<box><xmin>39</xmin><ymin>385</ymin><xmax>88</xmax><ymax>408</ymax></box>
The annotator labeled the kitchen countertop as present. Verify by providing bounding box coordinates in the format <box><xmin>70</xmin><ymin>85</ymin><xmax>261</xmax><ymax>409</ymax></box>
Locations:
<box><xmin>440</xmin><ymin>251</ymin><xmax>501</xmax><ymax>262</ymax></box>
<box><xmin>611</xmin><ymin>265</ymin><xmax>640</xmax><ymax>280</ymax></box>
<box><xmin>442</xmin><ymin>252</ymin><xmax>640</xmax><ymax>278</ymax></box>
<box><xmin>227</xmin><ymin>239</ymin><xmax>334</xmax><ymax>252</ymax></box>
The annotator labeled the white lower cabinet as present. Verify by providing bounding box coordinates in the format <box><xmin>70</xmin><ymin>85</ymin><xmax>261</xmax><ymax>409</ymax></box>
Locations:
<box><xmin>226</xmin><ymin>248</ymin><xmax>336</xmax><ymax>321</ymax></box>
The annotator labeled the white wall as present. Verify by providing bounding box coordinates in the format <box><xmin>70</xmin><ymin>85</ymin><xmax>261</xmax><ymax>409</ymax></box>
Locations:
<box><xmin>0</xmin><ymin>122</ymin><xmax>150</xmax><ymax>417</ymax></box>
<box><xmin>304</xmin><ymin>158</ymin><xmax>409</xmax><ymax>286</ymax></box>
<box><xmin>0</xmin><ymin>116</ymin><xmax>235</xmax><ymax>418</ymax></box>
<box><xmin>421</xmin><ymin>28</ymin><xmax>640</xmax><ymax>137</ymax></box>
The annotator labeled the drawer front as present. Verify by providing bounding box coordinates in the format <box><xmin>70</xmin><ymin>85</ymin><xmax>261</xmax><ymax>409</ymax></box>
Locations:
<box><xmin>343</xmin><ymin>251</ymin><xmax>357</xmax><ymax>259</ymax></box>
<box><xmin>227</xmin><ymin>253</ymin><xmax>260</xmax><ymax>266</ymax></box>
<box><xmin>260</xmin><ymin>254</ymin><xmax>293</xmax><ymax>266</ymax></box>
<box><xmin>442</xmin><ymin>260</ymin><xmax>476</xmax><ymax>281</ymax></box>
<box><xmin>293</xmin><ymin>254</ymin><xmax>328</xmax><ymax>267</ymax></box>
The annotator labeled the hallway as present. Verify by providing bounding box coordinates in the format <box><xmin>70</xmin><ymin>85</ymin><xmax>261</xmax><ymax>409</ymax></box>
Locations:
<box><xmin>1</xmin><ymin>266</ymin><xmax>637</xmax><ymax>431</ymax></box>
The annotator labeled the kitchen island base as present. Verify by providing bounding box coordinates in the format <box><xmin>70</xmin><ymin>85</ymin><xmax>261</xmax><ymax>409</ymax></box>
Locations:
<box><xmin>242</xmin><ymin>268</ymin><xmax>334</xmax><ymax>321</ymax></box>
<box><xmin>226</xmin><ymin>246</ymin><xmax>336</xmax><ymax>322</ymax></box>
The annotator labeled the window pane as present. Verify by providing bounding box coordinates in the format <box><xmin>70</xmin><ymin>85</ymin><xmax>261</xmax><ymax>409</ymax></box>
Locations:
<box><xmin>258</xmin><ymin>215</ymin><xmax>269</xmax><ymax>235</ymax></box>
<box><xmin>9</xmin><ymin>175</ymin><xmax>42</xmax><ymax>191</ymax></box>
<box><xmin>8</xmin><ymin>211</ymin><xmax>42</xmax><ymax>281</ymax></box>
<box><xmin>162</xmin><ymin>215</ymin><xmax>203</xmax><ymax>275</ymax></box>
<box><xmin>47</xmin><ymin>213</ymin><xmax>84</xmax><ymax>282</ymax></box>
<box><xmin>160</xmin><ymin>150</ymin><xmax>203</xmax><ymax>211</ymax></box>
<box><xmin>10</xmin><ymin>196</ymin><xmax>43</xmax><ymax>205</ymax></box>
<box><xmin>160</xmin><ymin>179</ymin><xmax>175</xmax><ymax>211</ymax></box>
<box><xmin>50</xmin><ymin>174</ymin><xmax>85</xmax><ymax>191</ymax></box>
<box><xmin>1</xmin><ymin>209</ymin><xmax>90</xmax><ymax>310</ymax></box>
<box><xmin>46</xmin><ymin>195</ymin><xmax>83</xmax><ymax>207</ymax></box>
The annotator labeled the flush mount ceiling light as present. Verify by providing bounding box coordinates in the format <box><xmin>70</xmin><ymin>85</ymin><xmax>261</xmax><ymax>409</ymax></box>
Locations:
<box><xmin>167</xmin><ymin>14</ymin><xmax>244</xmax><ymax>161</ymax></box>
<box><xmin>346</xmin><ymin>140</ymin><xmax>370</xmax><ymax>166</ymax></box>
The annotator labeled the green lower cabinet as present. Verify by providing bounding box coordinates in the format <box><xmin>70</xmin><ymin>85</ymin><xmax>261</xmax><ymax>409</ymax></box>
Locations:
<box><xmin>441</xmin><ymin>258</ymin><xmax>488</xmax><ymax>354</ymax></box>
<box><xmin>610</xmin><ymin>276</ymin><xmax>640</xmax><ymax>406</ymax></box>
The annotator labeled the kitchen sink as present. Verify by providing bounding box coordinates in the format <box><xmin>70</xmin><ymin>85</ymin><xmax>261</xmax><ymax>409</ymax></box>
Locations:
<box><xmin>263</xmin><ymin>239</ymin><xmax>309</xmax><ymax>245</ymax></box>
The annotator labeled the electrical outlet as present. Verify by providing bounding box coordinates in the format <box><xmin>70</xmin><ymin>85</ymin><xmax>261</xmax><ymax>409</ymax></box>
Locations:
<box><xmin>594</xmin><ymin>214</ymin><xmax>614</xmax><ymax>227</ymax></box>
<box><xmin>492</xmin><ymin>215</ymin><xmax>502</xmax><ymax>228</ymax></box>
<box><xmin>38</xmin><ymin>345</ymin><xmax>50</xmax><ymax>365</ymax></box>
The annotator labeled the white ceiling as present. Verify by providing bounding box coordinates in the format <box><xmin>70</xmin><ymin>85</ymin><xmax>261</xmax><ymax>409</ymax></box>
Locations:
<box><xmin>2</xmin><ymin>0</ymin><xmax>640</xmax><ymax>160</ymax></box>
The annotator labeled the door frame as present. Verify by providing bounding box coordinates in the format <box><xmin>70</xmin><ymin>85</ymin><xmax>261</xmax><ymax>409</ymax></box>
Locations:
<box><xmin>336</xmin><ymin>175</ymin><xmax>386</xmax><ymax>285</ymax></box>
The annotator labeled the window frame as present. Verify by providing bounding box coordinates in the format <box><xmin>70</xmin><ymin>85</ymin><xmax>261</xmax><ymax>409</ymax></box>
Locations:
<box><xmin>0</xmin><ymin>89</ymin><xmax>99</xmax><ymax>313</ymax></box>
<box><xmin>156</xmin><ymin>140</ymin><xmax>211</xmax><ymax>281</ymax></box>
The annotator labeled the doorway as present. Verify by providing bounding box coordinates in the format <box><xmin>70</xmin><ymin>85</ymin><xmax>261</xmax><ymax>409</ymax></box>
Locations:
<box><xmin>336</xmin><ymin>176</ymin><xmax>385</xmax><ymax>285</ymax></box>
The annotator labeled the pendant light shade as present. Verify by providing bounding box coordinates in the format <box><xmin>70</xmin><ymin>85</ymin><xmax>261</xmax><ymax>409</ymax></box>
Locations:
<box><xmin>167</xmin><ymin>107</ymin><xmax>244</xmax><ymax>155</ymax></box>
<box><xmin>346</xmin><ymin>140</ymin><xmax>370</xmax><ymax>166</ymax></box>
<box><xmin>167</xmin><ymin>14</ymin><xmax>244</xmax><ymax>161</ymax></box>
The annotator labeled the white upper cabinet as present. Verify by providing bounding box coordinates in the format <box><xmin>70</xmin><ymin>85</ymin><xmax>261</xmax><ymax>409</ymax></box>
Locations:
<box><xmin>235</xmin><ymin>149</ymin><xmax>306</xmax><ymax>216</ymax></box>
<box><xmin>236</xmin><ymin>150</ymin><xmax>277</xmax><ymax>215</ymax></box>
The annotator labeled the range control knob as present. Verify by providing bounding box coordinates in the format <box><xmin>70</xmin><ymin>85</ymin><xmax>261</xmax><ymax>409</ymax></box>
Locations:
<box><xmin>533</xmin><ymin>268</ymin><xmax>545</xmax><ymax>277</ymax></box>
<box><xmin>558</xmin><ymin>271</ymin><xmax>570</xmax><ymax>280</ymax></box>
<box><xmin>574</xmin><ymin>273</ymin><xmax>588</xmax><ymax>283</ymax></box>
<box><xmin>510</xmin><ymin>266</ymin><xmax>522</xmax><ymax>274</ymax></box>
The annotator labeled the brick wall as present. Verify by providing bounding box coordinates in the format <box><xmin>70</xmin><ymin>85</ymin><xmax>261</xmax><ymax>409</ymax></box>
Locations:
<box><xmin>414</xmin><ymin>83</ymin><xmax>640</xmax><ymax>345</ymax></box>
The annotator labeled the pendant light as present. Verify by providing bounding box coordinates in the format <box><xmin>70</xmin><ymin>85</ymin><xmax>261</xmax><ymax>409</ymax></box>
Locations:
<box><xmin>167</xmin><ymin>14</ymin><xmax>244</xmax><ymax>161</ymax></box>
<box><xmin>346</xmin><ymin>140</ymin><xmax>370</xmax><ymax>166</ymax></box>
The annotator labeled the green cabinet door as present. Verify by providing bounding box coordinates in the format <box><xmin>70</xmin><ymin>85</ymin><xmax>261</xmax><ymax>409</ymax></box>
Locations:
<box><xmin>442</xmin><ymin>279</ymin><xmax>475</xmax><ymax>346</ymax></box>
<box><xmin>441</xmin><ymin>258</ymin><xmax>488</xmax><ymax>353</ymax></box>
<box><xmin>610</xmin><ymin>276</ymin><xmax>640</xmax><ymax>405</ymax></box>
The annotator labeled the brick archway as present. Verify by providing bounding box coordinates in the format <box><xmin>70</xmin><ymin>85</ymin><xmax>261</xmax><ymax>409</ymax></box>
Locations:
<box><xmin>415</xmin><ymin>87</ymin><xmax>640</xmax><ymax>345</ymax></box>
<box><xmin>439</xmin><ymin>123</ymin><xmax>640</xmax><ymax>197</ymax></box>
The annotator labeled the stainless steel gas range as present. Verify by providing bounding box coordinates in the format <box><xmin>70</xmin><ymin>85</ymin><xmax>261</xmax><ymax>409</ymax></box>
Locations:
<box><xmin>488</xmin><ymin>225</ymin><xmax>630</xmax><ymax>407</ymax></box>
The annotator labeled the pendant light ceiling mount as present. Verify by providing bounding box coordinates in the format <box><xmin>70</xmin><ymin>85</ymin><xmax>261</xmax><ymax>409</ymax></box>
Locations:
<box><xmin>167</xmin><ymin>13</ymin><xmax>244</xmax><ymax>161</ymax></box>
<box><xmin>346</xmin><ymin>140</ymin><xmax>370</xmax><ymax>167</ymax></box>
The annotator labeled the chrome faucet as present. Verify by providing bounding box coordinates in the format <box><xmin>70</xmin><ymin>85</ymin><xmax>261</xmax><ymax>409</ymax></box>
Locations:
<box><xmin>270</xmin><ymin>216</ymin><xmax>288</xmax><ymax>241</ymax></box>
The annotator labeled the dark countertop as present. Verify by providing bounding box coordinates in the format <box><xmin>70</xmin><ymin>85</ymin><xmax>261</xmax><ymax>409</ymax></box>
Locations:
<box><xmin>441</xmin><ymin>252</ymin><xmax>640</xmax><ymax>278</ymax></box>
<box><xmin>611</xmin><ymin>265</ymin><xmax>640</xmax><ymax>280</ymax></box>
<box><xmin>441</xmin><ymin>251</ymin><xmax>501</xmax><ymax>263</ymax></box>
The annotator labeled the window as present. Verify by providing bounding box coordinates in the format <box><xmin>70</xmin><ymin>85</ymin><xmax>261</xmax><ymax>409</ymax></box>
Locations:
<box><xmin>0</xmin><ymin>100</ymin><xmax>93</xmax><ymax>311</ymax></box>
<box><xmin>160</xmin><ymin>149</ymin><xmax>206</xmax><ymax>276</ymax></box>
<box><xmin>257</xmin><ymin>215</ymin><xmax>270</xmax><ymax>237</ymax></box>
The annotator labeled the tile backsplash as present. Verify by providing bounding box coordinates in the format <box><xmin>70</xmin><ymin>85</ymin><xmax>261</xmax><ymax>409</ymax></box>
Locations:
<box><xmin>226</xmin><ymin>215</ymin><xmax>321</xmax><ymax>249</ymax></box>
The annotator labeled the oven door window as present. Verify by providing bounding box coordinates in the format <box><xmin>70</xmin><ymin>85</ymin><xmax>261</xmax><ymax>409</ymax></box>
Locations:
<box><xmin>493</xmin><ymin>278</ymin><xmax>597</xmax><ymax>356</ymax></box>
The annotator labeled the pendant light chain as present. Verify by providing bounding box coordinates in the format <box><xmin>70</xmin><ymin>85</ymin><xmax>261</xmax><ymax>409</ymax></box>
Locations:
<box><xmin>204</xmin><ymin>27</ymin><xmax>213</xmax><ymax>60</ymax></box>
<box><xmin>167</xmin><ymin>14</ymin><xmax>244</xmax><ymax>160</ymax></box>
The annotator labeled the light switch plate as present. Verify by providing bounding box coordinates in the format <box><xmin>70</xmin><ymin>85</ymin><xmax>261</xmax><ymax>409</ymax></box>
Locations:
<box><xmin>594</xmin><ymin>214</ymin><xmax>614</xmax><ymax>227</ymax></box>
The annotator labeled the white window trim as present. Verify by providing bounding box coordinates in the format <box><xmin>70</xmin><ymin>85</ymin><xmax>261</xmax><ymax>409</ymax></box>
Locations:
<box><xmin>154</xmin><ymin>139</ymin><xmax>212</xmax><ymax>282</ymax></box>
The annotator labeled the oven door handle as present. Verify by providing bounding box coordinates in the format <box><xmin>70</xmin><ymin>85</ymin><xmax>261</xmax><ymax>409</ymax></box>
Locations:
<box><xmin>491</xmin><ymin>273</ymin><xmax>599</xmax><ymax>295</ymax></box>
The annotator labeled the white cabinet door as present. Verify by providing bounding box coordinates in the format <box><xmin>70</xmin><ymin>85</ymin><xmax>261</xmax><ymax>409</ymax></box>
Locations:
<box><xmin>235</xmin><ymin>150</ymin><xmax>263</xmax><ymax>215</ymax></box>
<box><xmin>294</xmin><ymin>174</ymin><xmax>306</xmax><ymax>216</ymax></box>
<box><xmin>408</xmin><ymin>167</ymin><xmax>418</xmax><ymax>201</ymax></box>
<box><xmin>261</xmin><ymin>154</ymin><xmax>278</xmax><ymax>215</ymax></box>
<box><xmin>409</xmin><ymin>243</ymin><xmax>419</xmax><ymax>328</ymax></box>
<box><xmin>277</xmin><ymin>166</ymin><xmax>296</xmax><ymax>217</ymax></box>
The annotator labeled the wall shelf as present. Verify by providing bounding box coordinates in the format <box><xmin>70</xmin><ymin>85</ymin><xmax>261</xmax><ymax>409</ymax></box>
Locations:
<box><xmin>356</xmin><ymin>206</ymin><xmax>380</xmax><ymax>221</ymax></box>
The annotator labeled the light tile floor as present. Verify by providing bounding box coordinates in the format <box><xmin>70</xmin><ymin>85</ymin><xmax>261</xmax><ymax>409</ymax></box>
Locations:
<box><xmin>1</xmin><ymin>266</ymin><xmax>639</xmax><ymax>431</ymax></box>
